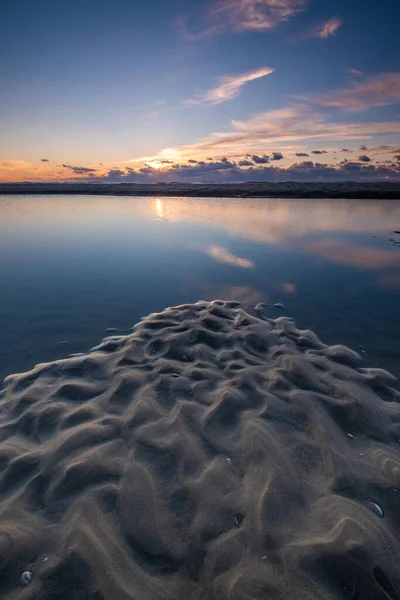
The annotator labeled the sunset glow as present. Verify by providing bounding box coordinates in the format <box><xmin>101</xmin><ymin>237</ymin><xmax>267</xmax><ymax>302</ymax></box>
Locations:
<box><xmin>1</xmin><ymin>0</ymin><xmax>399</xmax><ymax>182</ymax></box>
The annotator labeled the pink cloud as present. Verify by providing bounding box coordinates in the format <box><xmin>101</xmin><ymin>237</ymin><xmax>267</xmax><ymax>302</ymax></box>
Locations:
<box><xmin>303</xmin><ymin>73</ymin><xmax>400</xmax><ymax>111</ymax></box>
<box><xmin>346</xmin><ymin>68</ymin><xmax>363</xmax><ymax>77</ymax></box>
<box><xmin>211</xmin><ymin>0</ymin><xmax>309</xmax><ymax>31</ymax></box>
<box><xmin>185</xmin><ymin>66</ymin><xmax>275</xmax><ymax>105</ymax></box>
<box><xmin>180</xmin><ymin>0</ymin><xmax>309</xmax><ymax>38</ymax></box>
<box><xmin>168</xmin><ymin>105</ymin><xmax>400</xmax><ymax>157</ymax></box>
<box><xmin>314</xmin><ymin>17</ymin><xmax>343</xmax><ymax>38</ymax></box>
<box><xmin>292</xmin><ymin>16</ymin><xmax>342</xmax><ymax>42</ymax></box>
<box><xmin>302</xmin><ymin>240</ymin><xmax>399</xmax><ymax>270</ymax></box>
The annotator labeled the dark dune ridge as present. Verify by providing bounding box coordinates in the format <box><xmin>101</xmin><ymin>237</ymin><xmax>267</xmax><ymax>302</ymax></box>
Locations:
<box><xmin>1</xmin><ymin>181</ymin><xmax>400</xmax><ymax>199</ymax></box>
<box><xmin>1</xmin><ymin>300</ymin><xmax>400</xmax><ymax>600</ymax></box>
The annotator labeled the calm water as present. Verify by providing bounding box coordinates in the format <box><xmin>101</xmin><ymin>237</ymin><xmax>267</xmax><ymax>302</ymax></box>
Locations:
<box><xmin>1</xmin><ymin>195</ymin><xmax>399</xmax><ymax>383</ymax></box>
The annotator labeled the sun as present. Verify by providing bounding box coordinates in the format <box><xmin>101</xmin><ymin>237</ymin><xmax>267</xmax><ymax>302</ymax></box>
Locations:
<box><xmin>145</xmin><ymin>160</ymin><xmax>166</xmax><ymax>170</ymax></box>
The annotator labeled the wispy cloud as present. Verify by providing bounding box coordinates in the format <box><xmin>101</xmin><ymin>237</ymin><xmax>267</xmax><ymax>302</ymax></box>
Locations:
<box><xmin>128</xmin><ymin>73</ymin><xmax>400</xmax><ymax>171</ymax></box>
<box><xmin>185</xmin><ymin>66</ymin><xmax>274</xmax><ymax>106</ymax></box>
<box><xmin>211</xmin><ymin>0</ymin><xmax>309</xmax><ymax>31</ymax></box>
<box><xmin>293</xmin><ymin>16</ymin><xmax>342</xmax><ymax>41</ymax></box>
<box><xmin>313</xmin><ymin>17</ymin><xmax>342</xmax><ymax>38</ymax></box>
<box><xmin>167</xmin><ymin>105</ymin><xmax>400</xmax><ymax>158</ymax></box>
<box><xmin>181</xmin><ymin>0</ymin><xmax>309</xmax><ymax>38</ymax></box>
<box><xmin>346</xmin><ymin>68</ymin><xmax>363</xmax><ymax>77</ymax></box>
<box><xmin>303</xmin><ymin>72</ymin><xmax>400</xmax><ymax>111</ymax></box>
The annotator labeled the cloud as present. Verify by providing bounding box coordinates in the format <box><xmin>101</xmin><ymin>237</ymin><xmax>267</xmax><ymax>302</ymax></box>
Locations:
<box><xmin>358</xmin><ymin>155</ymin><xmax>371</xmax><ymax>162</ymax></box>
<box><xmin>252</xmin><ymin>154</ymin><xmax>269</xmax><ymax>164</ymax></box>
<box><xmin>185</xmin><ymin>66</ymin><xmax>274</xmax><ymax>105</ymax></box>
<box><xmin>41</xmin><ymin>158</ymin><xmax>50</xmax><ymax>163</ymax></box>
<box><xmin>205</xmin><ymin>245</ymin><xmax>254</xmax><ymax>269</ymax></box>
<box><xmin>182</xmin><ymin>0</ymin><xmax>310</xmax><ymax>37</ymax></box>
<box><xmin>212</xmin><ymin>0</ymin><xmax>309</xmax><ymax>31</ymax></box>
<box><xmin>296</xmin><ymin>152</ymin><xmax>309</xmax><ymax>157</ymax></box>
<box><xmin>311</xmin><ymin>150</ymin><xmax>328</xmax><ymax>155</ymax></box>
<box><xmin>360</xmin><ymin>145</ymin><xmax>368</xmax><ymax>150</ymax></box>
<box><xmin>166</xmin><ymin>105</ymin><xmax>400</xmax><ymax>159</ymax></box>
<box><xmin>294</xmin><ymin>16</ymin><xmax>342</xmax><ymax>41</ymax></box>
<box><xmin>368</xmin><ymin>145</ymin><xmax>392</xmax><ymax>153</ymax></box>
<box><xmin>0</xmin><ymin>160</ymin><xmax>32</xmax><ymax>171</ymax></box>
<box><xmin>303</xmin><ymin>72</ymin><xmax>400</xmax><ymax>111</ymax></box>
<box><xmin>271</xmin><ymin>152</ymin><xmax>284</xmax><ymax>160</ymax></box>
<box><xmin>238</xmin><ymin>159</ymin><xmax>253</xmax><ymax>166</ymax></box>
<box><xmin>62</xmin><ymin>164</ymin><xmax>98</xmax><ymax>174</ymax></box>
<box><xmin>313</xmin><ymin>17</ymin><xmax>342</xmax><ymax>38</ymax></box>
<box><xmin>95</xmin><ymin>157</ymin><xmax>399</xmax><ymax>184</ymax></box>
<box><xmin>341</xmin><ymin>148</ymin><xmax>350</xmax><ymax>152</ymax></box>
<box><xmin>347</xmin><ymin>68</ymin><xmax>363</xmax><ymax>77</ymax></box>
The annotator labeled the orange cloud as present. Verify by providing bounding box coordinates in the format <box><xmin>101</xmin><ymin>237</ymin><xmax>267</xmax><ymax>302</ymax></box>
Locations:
<box><xmin>185</xmin><ymin>66</ymin><xmax>275</xmax><ymax>105</ymax></box>
<box><xmin>0</xmin><ymin>160</ymin><xmax>32</xmax><ymax>171</ymax></box>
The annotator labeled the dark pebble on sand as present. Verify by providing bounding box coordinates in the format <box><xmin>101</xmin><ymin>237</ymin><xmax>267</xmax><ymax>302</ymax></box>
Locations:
<box><xmin>235</xmin><ymin>514</ymin><xmax>244</xmax><ymax>527</ymax></box>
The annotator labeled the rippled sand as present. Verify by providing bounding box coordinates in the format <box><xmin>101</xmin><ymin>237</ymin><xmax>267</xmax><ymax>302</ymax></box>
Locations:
<box><xmin>1</xmin><ymin>301</ymin><xmax>400</xmax><ymax>599</ymax></box>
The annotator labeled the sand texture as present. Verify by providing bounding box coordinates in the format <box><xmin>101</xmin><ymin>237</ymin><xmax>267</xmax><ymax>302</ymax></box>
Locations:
<box><xmin>0</xmin><ymin>300</ymin><xmax>400</xmax><ymax>599</ymax></box>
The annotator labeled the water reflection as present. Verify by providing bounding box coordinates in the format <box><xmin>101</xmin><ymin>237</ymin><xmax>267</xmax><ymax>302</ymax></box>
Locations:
<box><xmin>205</xmin><ymin>246</ymin><xmax>254</xmax><ymax>269</ymax></box>
<box><xmin>302</xmin><ymin>240</ymin><xmax>399</xmax><ymax>270</ymax></box>
<box><xmin>0</xmin><ymin>194</ymin><xmax>399</xmax><ymax>381</ymax></box>
<box><xmin>155</xmin><ymin>199</ymin><xmax>164</xmax><ymax>219</ymax></box>
<box><xmin>147</xmin><ymin>197</ymin><xmax>400</xmax><ymax>282</ymax></box>
<box><xmin>148</xmin><ymin>197</ymin><xmax>400</xmax><ymax>242</ymax></box>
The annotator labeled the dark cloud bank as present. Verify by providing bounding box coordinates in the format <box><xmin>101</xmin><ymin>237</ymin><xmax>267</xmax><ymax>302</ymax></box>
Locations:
<box><xmin>96</xmin><ymin>157</ymin><xmax>399</xmax><ymax>183</ymax></box>
<box><xmin>62</xmin><ymin>164</ymin><xmax>98</xmax><ymax>174</ymax></box>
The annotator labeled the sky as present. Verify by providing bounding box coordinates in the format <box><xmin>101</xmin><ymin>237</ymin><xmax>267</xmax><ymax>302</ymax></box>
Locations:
<box><xmin>1</xmin><ymin>0</ymin><xmax>400</xmax><ymax>183</ymax></box>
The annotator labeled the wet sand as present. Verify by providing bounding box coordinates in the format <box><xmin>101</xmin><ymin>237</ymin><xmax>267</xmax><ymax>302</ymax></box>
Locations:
<box><xmin>1</xmin><ymin>181</ymin><xmax>400</xmax><ymax>199</ymax></box>
<box><xmin>1</xmin><ymin>301</ymin><xmax>400</xmax><ymax>599</ymax></box>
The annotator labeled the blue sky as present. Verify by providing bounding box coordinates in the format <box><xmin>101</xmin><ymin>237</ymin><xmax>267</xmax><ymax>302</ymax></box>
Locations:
<box><xmin>1</xmin><ymin>0</ymin><xmax>399</xmax><ymax>181</ymax></box>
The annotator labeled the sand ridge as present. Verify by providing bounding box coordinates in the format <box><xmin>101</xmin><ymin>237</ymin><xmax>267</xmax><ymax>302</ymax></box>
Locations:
<box><xmin>0</xmin><ymin>300</ymin><xmax>400</xmax><ymax>599</ymax></box>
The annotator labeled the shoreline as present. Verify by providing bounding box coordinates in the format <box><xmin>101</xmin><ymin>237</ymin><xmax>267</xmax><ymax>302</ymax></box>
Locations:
<box><xmin>1</xmin><ymin>181</ymin><xmax>400</xmax><ymax>199</ymax></box>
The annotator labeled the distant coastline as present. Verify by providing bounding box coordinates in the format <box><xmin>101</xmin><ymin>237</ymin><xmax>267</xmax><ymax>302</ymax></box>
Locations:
<box><xmin>1</xmin><ymin>181</ymin><xmax>400</xmax><ymax>199</ymax></box>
